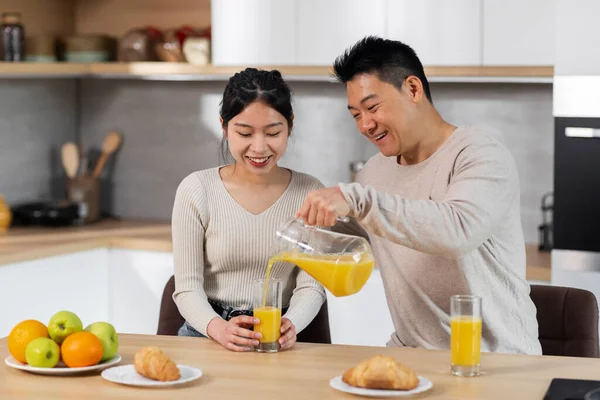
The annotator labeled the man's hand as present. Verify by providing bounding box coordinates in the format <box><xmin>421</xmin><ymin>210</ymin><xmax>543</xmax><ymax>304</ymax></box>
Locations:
<box><xmin>296</xmin><ymin>186</ymin><xmax>351</xmax><ymax>226</ymax></box>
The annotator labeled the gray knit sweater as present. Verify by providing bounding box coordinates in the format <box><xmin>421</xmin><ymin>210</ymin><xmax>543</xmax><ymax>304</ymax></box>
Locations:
<box><xmin>171</xmin><ymin>167</ymin><xmax>326</xmax><ymax>337</ymax></box>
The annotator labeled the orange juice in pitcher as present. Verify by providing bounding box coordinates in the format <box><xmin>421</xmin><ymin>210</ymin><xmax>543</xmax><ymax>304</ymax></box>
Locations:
<box><xmin>269</xmin><ymin>251</ymin><xmax>374</xmax><ymax>297</ymax></box>
<box><xmin>266</xmin><ymin>218</ymin><xmax>375</xmax><ymax>297</ymax></box>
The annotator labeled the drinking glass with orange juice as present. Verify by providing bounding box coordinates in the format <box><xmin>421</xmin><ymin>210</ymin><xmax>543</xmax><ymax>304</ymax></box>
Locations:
<box><xmin>253</xmin><ymin>278</ymin><xmax>282</xmax><ymax>353</ymax></box>
<box><xmin>450</xmin><ymin>295</ymin><xmax>482</xmax><ymax>377</ymax></box>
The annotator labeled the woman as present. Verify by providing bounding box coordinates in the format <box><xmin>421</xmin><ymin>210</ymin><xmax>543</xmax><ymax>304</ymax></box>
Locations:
<box><xmin>171</xmin><ymin>68</ymin><xmax>326</xmax><ymax>352</ymax></box>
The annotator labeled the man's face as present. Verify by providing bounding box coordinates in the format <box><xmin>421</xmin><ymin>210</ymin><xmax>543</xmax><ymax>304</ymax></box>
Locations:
<box><xmin>346</xmin><ymin>73</ymin><xmax>419</xmax><ymax>157</ymax></box>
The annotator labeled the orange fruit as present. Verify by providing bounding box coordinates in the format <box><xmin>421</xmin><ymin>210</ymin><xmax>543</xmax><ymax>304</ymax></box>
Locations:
<box><xmin>8</xmin><ymin>320</ymin><xmax>50</xmax><ymax>363</ymax></box>
<box><xmin>60</xmin><ymin>331</ymin><xmax>103</xmax><ymax>368</ymax></box>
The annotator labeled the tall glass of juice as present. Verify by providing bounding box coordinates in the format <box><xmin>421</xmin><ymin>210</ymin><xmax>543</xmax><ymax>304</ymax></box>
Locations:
<box><xmin>253</xmin><ymin>278</ymin><xmax>282</xmax><ymax>353</ymax></box>
<box><xmin>450</xmin><ymin>294</ymin><xmax>482</xmax><ymax>377</ymax></box>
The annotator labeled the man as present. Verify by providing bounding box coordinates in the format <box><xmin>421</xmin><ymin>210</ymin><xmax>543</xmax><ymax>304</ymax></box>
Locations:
<box><xmin>296</xmin><ymin>36</ymin><xmax>542</xmax><ymax>355</ymax></box>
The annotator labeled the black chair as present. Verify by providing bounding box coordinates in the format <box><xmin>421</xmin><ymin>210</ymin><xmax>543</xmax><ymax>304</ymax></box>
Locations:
<box><xmin>530</xmin><ymin>284</ymin><xmax>599</xmax><ymax>357</ymax></box>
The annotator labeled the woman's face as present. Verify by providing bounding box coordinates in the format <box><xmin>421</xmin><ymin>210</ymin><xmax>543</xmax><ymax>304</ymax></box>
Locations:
<box><xmin>224</xmin><ymin>101</ymin><xmax>290</xmax><ymax>176</ymax></box>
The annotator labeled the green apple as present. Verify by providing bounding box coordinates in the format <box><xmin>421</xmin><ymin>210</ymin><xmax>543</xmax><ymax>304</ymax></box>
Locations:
<box><xmin>48</xmin><ymin>311</ymin><xmax>83</xmax><ymax>344</ymax></box>
<box><xmin>84</xmin><ymin>321</ymin><xmax>119</xmax><ymax>362</ymax></box>
<box><xmin>25</xmin><ymin>337</ymin><xmax>60</xmax><ymax>368</ymax></box>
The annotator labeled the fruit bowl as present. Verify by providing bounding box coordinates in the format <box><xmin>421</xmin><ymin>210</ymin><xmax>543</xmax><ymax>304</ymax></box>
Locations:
<box><xmin>7</xmin><ymin>312</ymin><xmax>120</xmax><ymax>374</ymax></box>
<box><xmin>4</xmin><ymin>354</ymin><xmax>121</xmax><ymax>376</ymax></box>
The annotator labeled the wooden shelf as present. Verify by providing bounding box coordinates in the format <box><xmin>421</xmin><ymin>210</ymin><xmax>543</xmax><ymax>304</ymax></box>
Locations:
<box><xmin>0</xmin><ymin>62</ymin><xmax>88</xmax><ymax>77</ymax></box>
<box><xmin>424</xmin><ymin>66</ymin><xmax>554</xmax><ymax>77</ymax></box>
<box><xmin>424</xmin><ymin>66</ymin><xmax>554</xmax><ymax>83</ymax></box>
<box><xmin>88</xmin><ymin>63</ymin><xmax>337</xmax><ymax>81</ymax></box>
<box><xmin>0</xmin><ymin>62</ymin><xmax>555</xmax><ymax>83</ymax></box>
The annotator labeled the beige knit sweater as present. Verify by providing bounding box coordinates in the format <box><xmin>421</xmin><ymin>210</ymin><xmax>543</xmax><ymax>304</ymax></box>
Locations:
<box><xmin>338</xmin><ymin>126</ymin><xmax>542</xmax><ymax>355</ymax></box>
<box><xmin>171</xmin><ymin>167</ymin><xmax>326</xmax><ymax>337</ymax></box>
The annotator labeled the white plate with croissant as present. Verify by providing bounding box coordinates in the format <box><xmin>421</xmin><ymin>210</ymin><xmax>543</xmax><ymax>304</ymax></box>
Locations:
<box><xmin>330</xmin><ymin>355</ymin><xmax>433</xmax><ymax>397</ymax></box>
<box><xmin>101</xmin><ymin>346</ymin><xmax>202</xmax><ymax>387</ymax></box>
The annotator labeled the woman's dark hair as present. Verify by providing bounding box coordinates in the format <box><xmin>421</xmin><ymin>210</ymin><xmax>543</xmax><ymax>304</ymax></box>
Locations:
<box><xmin>333</xmin><ymin>35</ymin><xmax>433</xmax><ymax>103</ymax></box>
<box><xmin>219</xmin><ymin>68</ymin><xmax>294</xmax><ymax>162</ymax></box>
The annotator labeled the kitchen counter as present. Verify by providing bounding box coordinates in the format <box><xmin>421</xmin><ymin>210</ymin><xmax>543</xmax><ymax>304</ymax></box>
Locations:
<box><xmin>0</xmin><ymin>219</ymin><xmax>552</xmax><ymax>281</ymax></box>
<box><xmin>1</xmin><ymin>333</ymin><xmax>597</xmax><ymax>399</ymax></box>
<box><xmin>0</xmin><ymin>219</ymin><xmax>172</xmax><ymax>266</ymax></box>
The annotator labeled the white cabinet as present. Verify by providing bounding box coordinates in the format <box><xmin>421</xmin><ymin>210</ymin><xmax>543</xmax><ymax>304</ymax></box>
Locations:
<box><xmin>108</xmin><ymin>249</ymin><xmax>174</xmax><ymax>335</ymax></box>
<box><xmin>326</xmin><ymin>269</ymin><xmax>395</xmax><ymax>346</ymax></box>
<box><xmin>0</xmin><ymin>248</ymin><xmax>174</xmax><ymax>339</ymax></box>
<box><xmin>0</xmin><ymin>249</ymin><xmax>109</xmax><ymax>338</ymax></box>
<box><xmin>209</xmin><ymin>0</ymin><xmax>557</xmax><ymax>68</ymax></box>
<box><xmin>555</xmin><ymin>0</ymin><xmax>600</xmax><ymax>75</ymax></box>
<box><xmin>296</xmin><ymin>0</ymin><xmax>386</xmax><ymax>66</ymax></box>
<box><xmin>483</xmin><ymin>0</ymin><xmax>555</xmax><ymax>66</ymax></box>
<box><xmin>386</xmin><ymin>0</ymin><xmax>481</xmax><ymax>66</ymax></box>
<box><xmin>211</xmin><ymin>0</ymin><xmax>297</xmax><ymax>65</ymax></box>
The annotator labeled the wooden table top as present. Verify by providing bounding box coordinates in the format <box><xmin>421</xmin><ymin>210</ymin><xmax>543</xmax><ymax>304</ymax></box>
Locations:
<box><xmin>1</xmin><ymin>334</ymin><xmax>598</xmax><ymax>399</ymax></box>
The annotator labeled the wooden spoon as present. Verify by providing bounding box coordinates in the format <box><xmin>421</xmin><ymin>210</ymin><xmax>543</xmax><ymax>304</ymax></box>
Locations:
<box><xmin>93</xmin><ymin>131</ymin><xmax>122</xmax><ymax>178</ymax></box>
<box><xmin>61</xmin><ymin>142</ymin><xmax>80</xmax><ymax>179</ymax></box>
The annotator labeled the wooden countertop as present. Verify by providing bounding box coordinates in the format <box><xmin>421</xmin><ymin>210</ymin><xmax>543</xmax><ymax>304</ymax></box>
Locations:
<box><xmin>524</xmin><ymin>245</ymin><xmax>552</xmax><ymax>282</ymax></box>
<box><xmin>0</xmin><ymin>219</ymin><xmax>173</xmax><ymax>265</ymax></box>
<box><xmin>0</xmin><ymin>219</ymin><xmax>551</xmax><ymax>281</ymax></box>
<box><xmin>0</xmin><ymin>333</ymin><xmax>596</xmax><ymax>399</ymax></box>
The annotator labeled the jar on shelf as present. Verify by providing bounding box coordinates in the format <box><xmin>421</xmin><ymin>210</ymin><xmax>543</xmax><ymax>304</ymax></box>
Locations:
<box><xmin>0</xmin><ymin>12</ymin><xmax>25</xmax><ymax>62</ymax></box>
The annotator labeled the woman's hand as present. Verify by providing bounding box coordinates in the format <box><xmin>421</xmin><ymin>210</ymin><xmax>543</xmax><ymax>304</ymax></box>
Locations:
<box><xmin>207</xmin><ymin>316</ymin><xmax>262</xmax><ymax>352</ymax></box>
<box><xmin>278</xmin><ymin>317</ymin><xmax>297</xmax><ymax>350</ymax></box>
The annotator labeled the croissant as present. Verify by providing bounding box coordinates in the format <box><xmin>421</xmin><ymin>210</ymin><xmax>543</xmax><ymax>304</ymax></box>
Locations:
<box><xmin>342</xmin><ymin>355</ymin><xmax>419</xmax><ymax>390</ymax></box>
<box><xmin>133</xmin><ymin>346</ymin><xmax>181</xmax><ymax>382</ymax></box>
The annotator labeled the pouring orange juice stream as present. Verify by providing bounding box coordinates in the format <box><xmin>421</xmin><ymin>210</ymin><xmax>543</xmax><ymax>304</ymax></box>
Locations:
<box><xmin>253</xmin><ymin>218</ymin><xmax>375</xmax><ymax>345</ymax></box>
<box><xmin>254</xmin><ymin>250</ymin><xmax>375</xmax><ymax>343</ymax></box>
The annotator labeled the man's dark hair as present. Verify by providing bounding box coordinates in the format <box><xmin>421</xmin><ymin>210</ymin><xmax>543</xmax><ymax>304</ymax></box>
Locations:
<box><xmin>333</xmin><ymin>36</ymin><xmax>433</xmax><ymax>103</ymax></box>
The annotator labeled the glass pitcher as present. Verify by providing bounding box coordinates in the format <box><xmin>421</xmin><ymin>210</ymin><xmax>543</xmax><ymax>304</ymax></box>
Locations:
<box><xmin>269</xmin><ymin>218</ymin><xmax>375</xmax><ymax>297</ymax></box>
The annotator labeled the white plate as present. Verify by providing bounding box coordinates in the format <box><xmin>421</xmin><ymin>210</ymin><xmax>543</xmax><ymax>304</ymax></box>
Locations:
<box><xmin>329</xmin><ymin>375</ymin><xmax>433</xmax><ymax>397</ymax></box>
<box><xmin>101</xmin><ymin>364</ymin><xmax>203</xmax><ymax>387</ymax></box>
<box><xmin>4</xmin><ymin>355</ymin><xmax>121</xmax><ymax>375</ymax></box>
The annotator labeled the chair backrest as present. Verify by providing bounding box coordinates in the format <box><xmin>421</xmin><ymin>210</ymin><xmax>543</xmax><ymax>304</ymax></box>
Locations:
<box><xmin>530</xmin><ymin>284</ymin><xmax>599</xmax><ymax>357</ymax></box>
<box><xmin>157</xmin><ymin>275</ymin><xmax>332</xmax><ymax>344</ymax></box>
<box><xmin>157</xmin><ymin>275</ymin><xmax>185</xmax><ymax>336</ymax></box>
<box><xmin>297</xmin><ymin>297</ymin><xmax>331</xmax><ymax>344</ymax></box>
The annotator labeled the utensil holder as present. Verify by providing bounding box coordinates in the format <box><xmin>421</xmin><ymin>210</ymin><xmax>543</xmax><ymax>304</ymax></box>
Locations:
<box><xmin>66</xmin><ymin>176</ymin><xmax>101</xmax><ymax>224</ymax></box>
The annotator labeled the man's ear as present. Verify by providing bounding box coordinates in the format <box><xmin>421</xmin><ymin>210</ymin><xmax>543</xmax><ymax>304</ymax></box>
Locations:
<box><xmin>405</xmin><ymin>76</ymin><xmax>424</xmax><ymax>103</ymax></box>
